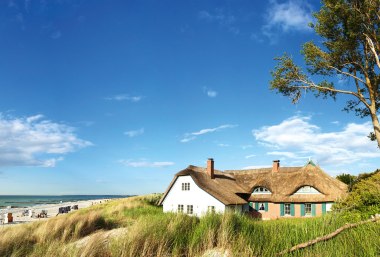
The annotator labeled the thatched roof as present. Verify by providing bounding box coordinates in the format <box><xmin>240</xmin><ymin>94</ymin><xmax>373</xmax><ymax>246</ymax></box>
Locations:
<box><xmin>226</xmin><ymin>163</ymin><xmax>348</xmax><ymax>203</ymax></box>
<box><xmin>159</xmin><ymin>162</ymin><xmax>348</xmax><ymax>205</ymax></box>
<box><xmin>158</xmin><ymin>165</ymin><xmax>248</xmax><ymax>206</ymax></box>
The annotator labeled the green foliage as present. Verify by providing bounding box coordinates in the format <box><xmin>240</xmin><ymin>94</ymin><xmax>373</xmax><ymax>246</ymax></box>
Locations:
<box><xmin>270</xmin><ymin>0</ymin><xmax>380</xmax><ymax>146</ymax></box>
<box><xmin>336</xmin><ymin>173</ymin><xmax>357</xmax><ymax>191</ymax></box>
<box><xmin>334</xmin><ymin>171</ymin><xmax>380</xmax><ymax>218</ymax></box>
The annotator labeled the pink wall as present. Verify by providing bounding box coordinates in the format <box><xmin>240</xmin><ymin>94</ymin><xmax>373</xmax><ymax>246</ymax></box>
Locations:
<box><xmin>253</xmin><ymin>203</ymin><xmax>326</xmax><ymax>220</ymax></box>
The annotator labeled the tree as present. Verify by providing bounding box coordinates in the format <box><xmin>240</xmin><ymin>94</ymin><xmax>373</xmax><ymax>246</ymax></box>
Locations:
<box><xmin>334</xmin><ymin>171</ymin><xmax>380</xmax><ymax>217</ymax></box>
<box><xmin>270</xmin><ymin>0</ymin><xmax>380</xmax><ymax>148</ymax></box>
<box><xmin>336</xmin><ymin>173</ymin><xmax>357</xmax><ymax>191</ymax></box>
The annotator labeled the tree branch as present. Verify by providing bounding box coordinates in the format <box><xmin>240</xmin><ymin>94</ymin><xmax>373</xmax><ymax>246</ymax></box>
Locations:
<box><xmin>276</xmin><ymin>215</ymin><xmax>380</xmax><ymax>256</ymax></box>
<box><xmin>326</xmin><ymin>65</ymin><xmax>367</xmax><ymax>85</ymax></box>
<box><xmin>364</xmin><ymin>34</ymin><xmax>380</xmax><ymax>70</ymax></box>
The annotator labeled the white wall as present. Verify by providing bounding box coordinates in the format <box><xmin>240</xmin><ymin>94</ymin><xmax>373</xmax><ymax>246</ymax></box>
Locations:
<box><xmin>162</xmin><ymin>176</ymin><xmax>226</xmax><ymax>216</ymax></box>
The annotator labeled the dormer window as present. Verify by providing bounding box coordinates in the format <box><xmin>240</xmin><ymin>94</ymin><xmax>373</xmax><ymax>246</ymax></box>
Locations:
<box><xmin>252</xmin><ymin>187</ymin><xmax>271</xmax><ymax>194</ymax></box>
<box><xmin>294</xmin><ymin>186</ymin><xmax>320</xmax><ymax>194</ymax></box>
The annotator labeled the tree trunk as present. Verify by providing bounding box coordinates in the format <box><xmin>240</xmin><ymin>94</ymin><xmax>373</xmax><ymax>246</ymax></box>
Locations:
<box><xmin>370</xmin><ymin>107</ymin><xmax>380</xmax><ymax>148</ymax></box>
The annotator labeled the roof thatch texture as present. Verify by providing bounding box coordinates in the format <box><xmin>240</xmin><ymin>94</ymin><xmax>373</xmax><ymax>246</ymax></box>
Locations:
<box><xmin>158</xmin><ymin>165</ymin><xmax>248</xmax><ymax>206</ymax></box>
<box><xmin>226</xmin><ymin>164</ymin><xmax>348</xmax><ymax>203</ymax></box>
<box><xmin>159</xmin><ymin>163</ymin><xmax>348</xmax><ymax>205</ymax></box>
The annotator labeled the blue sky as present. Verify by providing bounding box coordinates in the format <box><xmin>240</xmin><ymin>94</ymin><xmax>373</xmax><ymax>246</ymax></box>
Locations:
<box><xmin>0</xmin><ymin>0</ymin><xmax>379</xmax><ymax>195</ymax></box>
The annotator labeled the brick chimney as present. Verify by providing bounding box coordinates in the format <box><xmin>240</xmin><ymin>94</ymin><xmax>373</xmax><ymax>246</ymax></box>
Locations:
<box><xmin>207</xmin><ymin>158</ymin><xmax>215</xmax><ymax>179</ymax></box>
<box><xmin>272</xmin><ymin>160</ymin><xmax>280</xmax><ymax>172</ymax></box>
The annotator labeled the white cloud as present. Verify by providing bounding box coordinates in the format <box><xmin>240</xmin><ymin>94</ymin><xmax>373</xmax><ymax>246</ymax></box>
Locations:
<box><xmin>0</xmin><ymin>113</ymin><xmax>92</xmax><ymax>167</ymax></box>
<box><xmin>198</xmin><ymin>9</ymin><xmax>239</xmax><ymax>34</ymax></box>
<box><xmin>203</xmin><ymin>87</ymin><xmax>218</xmax><ymax>98</ymax></box>
<box><xmin>105</xmin><ymin>94</ymin><xmax>143</xmax><ymax>102</ymax></box>
<box><xmin>267</xmin><ymin>151</ymin><xmax>310</xmax><ymax>159</ymax></box>
<box><xmin>262</xmin><ymin>0</ymin><xmax>313</xmax><ymax>42</ymax></box>
<box><xmin>119</xmin><ymin>159</ymin><xmax>174</xmax><ymax>168</ymax></box>
<box><xmin>51</xmin><ymin>30</ymin><xmax>62</xmax><ymax>39</ymax></box>
<box><xmin>181</xmin><ymin>124</ymin><xmax>238</xmax><ymax>143</ymax></box>
<box><xmin>124</xmin><ymin>128</ymin><xmax>144</xmax><ymax>138</ymax></box>
<box><xmin>207</xmin><ymin>90</ymin><xmax>218</xmax><ymax>98</ymax></box>
<box><xmin>241</xmin><ymin>144</ymin><xmax>253</xmax><ymax>150</ymax></box>
<box><xmin>253</xmin><ymin>115</ymin><xmax>380</xmax><ymax>166</ymax></box>
<box><xmin>245</xmin><ymin>154</ymin><xmax>256</xmax><ymax>159</ymax></box>
<box><xmin>180</xmin><ymin>137</ymin><xmax>196</xmax><ymax>143</ymax></box>
<box><xmin>218</xmin><ymin>143</ymin><xmax>229</xmax><ymax>147</ymax></box>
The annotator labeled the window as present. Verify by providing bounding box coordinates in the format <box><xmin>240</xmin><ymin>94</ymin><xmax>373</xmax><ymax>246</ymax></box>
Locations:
<box><xmin>207</xmin><ymin>206</ymin><xmax>215</xmax><ymax>213</ymax></box>
<box><xmin>181</xmin><ymin>183</ymin><xmax>190</xmax><ymax>191</ymax></box>
<box><xmin>295</xmin><ymin>186</ymin><xmax>320</xmax><ymax>194</ymax></box>
<box><xmin>178</xmin><ymin>204</ymin><xmax>184</xmax><ymax>213</ymax></box>
<box><xmin>252</xmin><ymin>187</ymin><xmax>271</xmax><ymax>194</ymax></box>
<box><xmin>284</xmin><ymin>203</ymin><xmax>291</xmax><ymax>215</ymax></box>
<box><xmin>259</xmin><ymin>203</ymin><xmax>265</xmax><ymax>211</ymax></box>
<box><xmin>305</xmin><ymin>203</ymin><xmax>312</xmax><ymax>216</ymax></box>
<box><xmin>187</xmin><ymin>205</ymin><xmax>193</xmax><ymax>214</ymax></box>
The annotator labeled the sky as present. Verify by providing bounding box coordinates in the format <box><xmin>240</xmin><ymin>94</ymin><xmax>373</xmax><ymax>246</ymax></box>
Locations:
<box><xmin>0</xmin><ymin>0</ymin><xmax>379</xmax><ymax>195</ymax></box>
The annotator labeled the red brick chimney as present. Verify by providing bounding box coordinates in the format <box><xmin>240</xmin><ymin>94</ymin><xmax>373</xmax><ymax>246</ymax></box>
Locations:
<box><xmin>207</xmin><ymin>158</ymin><xmax>215</xmax><ymax>179</ymax></box>
<box><xmin>272</xmin><ymin>160</ymin><xmax>280</xmax><ymax>172</ymax></box>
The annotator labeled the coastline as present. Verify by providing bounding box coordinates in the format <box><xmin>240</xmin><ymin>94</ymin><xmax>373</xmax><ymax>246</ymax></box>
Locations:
<box><xmin>0</xmin><ymin>198</ymin><xmax>110</xmax><ymax>227</ymax></box>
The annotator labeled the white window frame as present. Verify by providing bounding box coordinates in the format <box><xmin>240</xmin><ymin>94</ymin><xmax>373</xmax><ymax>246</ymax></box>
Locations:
<box><xmin>305</xmin><ymin>203</ymin><xmax>312</xmax><ymax>216</ymax></box>
<box><xmin>178</xmin><ymin>204</ymin><xmax>184</xmax><ymax>213</ymax></box>
<box><xmin>259</xmin><ymin>203</ymin><xmax>265</xmax><ymax>211</ymax></box>
<box><xmin>252</xmin><ymin>187</ymin><xmax>271</xmax><ymax>194</ymax></box>
<box><xmin>284</xmin><ymin>203</ymin><xmax>291</xmax><ymax>216</ymax></box>
<box><xmin>295</xmin><ymin>186</ymin><xmax>320</xmax><ymax>194</ymax></box>
<box><xmin>181</xmin><ymin>183</ymin><xmax>190</xmax><ymax>191</ymax></box>
<box><xmin>207</xmin><ymin>206</ymin><xmax>215</xmax><ymax>213</ymax></box>
<box><xmin>186</xmin><ymin>205</ymin><xmax>193</xmax><ymax>214</ymax></box>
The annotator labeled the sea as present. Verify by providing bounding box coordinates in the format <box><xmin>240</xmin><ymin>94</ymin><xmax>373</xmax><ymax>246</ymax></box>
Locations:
<box><xmin>0</xmin><ymin>195</ymin><xmax>132</xmax><ymax>209</ymax></box>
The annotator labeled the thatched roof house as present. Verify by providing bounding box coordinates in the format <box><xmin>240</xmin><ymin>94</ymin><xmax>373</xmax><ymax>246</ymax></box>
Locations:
<box><xmin>159</xmin><ymin>159</ymin><xmax>347</xmax><ymax>218</ymax></box>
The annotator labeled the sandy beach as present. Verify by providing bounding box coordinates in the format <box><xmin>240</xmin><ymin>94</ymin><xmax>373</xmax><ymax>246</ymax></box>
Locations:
<box><xmin>0</xmin><ymin>199</ymin><xmax>109</xmax><ymax>226</ymax></box>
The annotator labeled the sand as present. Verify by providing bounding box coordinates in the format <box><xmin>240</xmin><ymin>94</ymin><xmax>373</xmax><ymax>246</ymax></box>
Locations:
<box><xmin>0</xmin><ymin>199</ymin><xmax>109</xmax><ymax>226</ymax></box>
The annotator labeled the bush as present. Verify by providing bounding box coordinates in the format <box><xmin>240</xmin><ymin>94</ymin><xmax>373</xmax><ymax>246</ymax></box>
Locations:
<box><xmin>334</xmin><ymin>172</ymin><xmax>380</xmax><ymax>218</ymax></box>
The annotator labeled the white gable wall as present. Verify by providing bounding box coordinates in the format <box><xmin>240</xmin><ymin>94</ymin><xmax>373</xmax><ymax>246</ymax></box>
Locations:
<box><xmin>162</xmin><ymin>175</ymin><xmax>226</xmax><ymax>216</ymax></box>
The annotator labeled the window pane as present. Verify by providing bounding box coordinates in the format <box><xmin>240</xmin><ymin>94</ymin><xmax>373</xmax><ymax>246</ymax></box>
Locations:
<box><xmin>305</xmin><ymin>203</ymin><xmax>311</xmax><ymax>215</ymax></box>
<box><xmin>285</xmin><ymin>204</ymin><xmax>291</xmax><ymax>215</ymax></box>
<box><xmin>187</xmin><ymin>205</ymin><xmax>193</xmax><ymax>214</ymax></box>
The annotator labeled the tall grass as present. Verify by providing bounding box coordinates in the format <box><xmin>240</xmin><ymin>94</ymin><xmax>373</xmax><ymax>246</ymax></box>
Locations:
<box><xmin>0</xmin><ymin>194</ymin><xmax>379</xmax><ymax>257</ymax></box>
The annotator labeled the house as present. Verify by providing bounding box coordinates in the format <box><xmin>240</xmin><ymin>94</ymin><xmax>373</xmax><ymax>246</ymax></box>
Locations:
<box><xmin>158</xmin><ymin>158</ymin><xmax>347</xmax><ymax>219</ymax></box>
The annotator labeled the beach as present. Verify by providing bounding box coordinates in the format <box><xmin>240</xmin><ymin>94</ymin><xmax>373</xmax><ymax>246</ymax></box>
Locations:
<box><xmin>0</xmin><ymin>199</ymin><xmax>109</xmax><ymax>226</ymax></box>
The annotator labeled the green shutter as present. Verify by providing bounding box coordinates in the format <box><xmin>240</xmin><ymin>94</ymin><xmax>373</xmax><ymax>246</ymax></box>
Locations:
<box><xmin>280</xmin><ymin>203</ymin><xmax>284</xmax><ymax>216</ymax></box>
<box><xmin>312</xmin><ymin>204</ymin><xmax>316</xmax><ymax>217</ymax></box>
<box><xmin>301</xmin><ymin>204</ymin><xmax>305</xmax><ymax>216</ymax></box>
<box><xmin>290</xmin><ymin>204</ymin><xmax>295</xmax><ymax>216</ymax></box>
<box><xmin>249</xmin><ymin>202</ymin><xmax>253</xmax><ymax>208</ymax></box>
<box><xmin>322</xmin><ymin>203</ymin><xmax>326</xmax><ymax>214</ymax></box>
<box><xmin>255</xmin><ymin>202</ymin><xmax>259</xmax><ymax>210</ymax></box>
<box><xmin>265</xmin><ymin>202</ymin><xmax>268</xmax><ymax>212</ymax></box>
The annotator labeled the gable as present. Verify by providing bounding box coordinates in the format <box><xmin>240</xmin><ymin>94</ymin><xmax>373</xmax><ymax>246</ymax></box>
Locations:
<box><xmin>159</xmin><ymin>167</ymin><xmax>248</xmax><ymax>206</ymax></box>
<box><xmin>161</xmin><ymin>175</ymin><xmax>226</xmax><ymax>207</ymax></box>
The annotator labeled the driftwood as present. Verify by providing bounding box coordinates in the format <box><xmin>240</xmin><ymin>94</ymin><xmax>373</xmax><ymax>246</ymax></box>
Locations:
<box><xmin>276</xmin><ymin>215</ymin><xmax>380</xmax><ymax>256</ymax></box>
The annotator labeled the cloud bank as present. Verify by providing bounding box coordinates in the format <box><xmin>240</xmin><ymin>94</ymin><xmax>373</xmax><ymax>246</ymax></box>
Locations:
<box><xmin>124</xmin><ymin>128</ymin><xmax>144</xmax><ymax>138</ymax></box>
<box><xmin>105</xmin><ymin>94</ymin><xmax>143</xmax><ymax>102</ymax></box>
<box><xmin>253</xmin><ymin>115</ymin><xmax>380</xmax><ymax>166</ymax></box>
<box><xmin>262</xmin><ymin>0</ymin><xmax>313</xmax><ymax>42</ymax></box>
<box><xmin>0</xmin><ymin>114</ymin><xmax>92</xmax><ymax>167</ymax></box>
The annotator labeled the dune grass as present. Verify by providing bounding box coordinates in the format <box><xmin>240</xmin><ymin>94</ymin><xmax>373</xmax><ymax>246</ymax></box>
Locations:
<box><xmin>0</xmin><ymin>194</ymin><xmax>379</xmax><ymax>257</ymax></box>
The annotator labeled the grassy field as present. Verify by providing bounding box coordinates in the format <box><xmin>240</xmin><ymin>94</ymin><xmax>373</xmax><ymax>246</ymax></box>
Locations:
<box><xmin>0</xmin><ymin>194</ymin><xmax>379</xmax><ymax>257</ymax></box>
